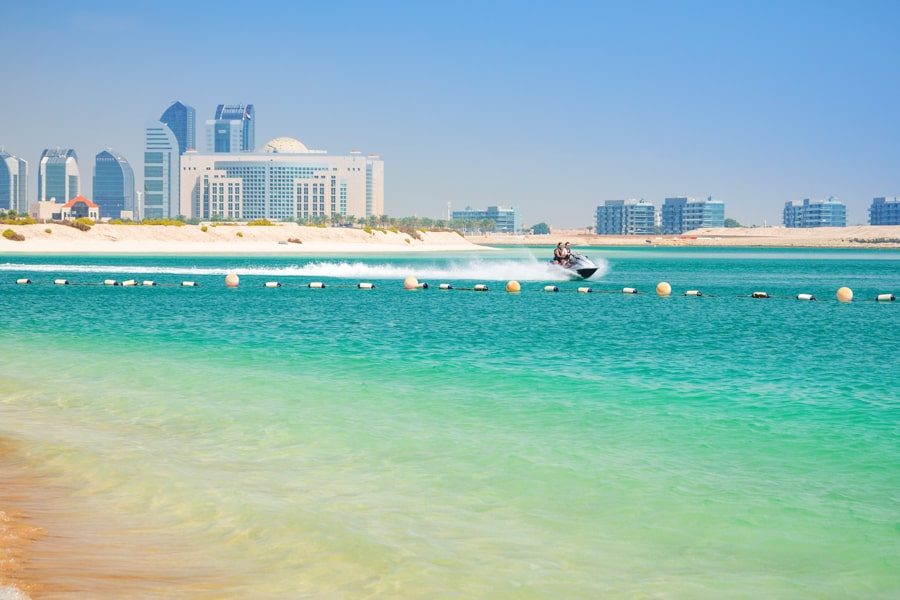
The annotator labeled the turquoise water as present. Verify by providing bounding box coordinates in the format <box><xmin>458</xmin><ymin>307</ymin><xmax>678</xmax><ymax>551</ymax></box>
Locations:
<box><xmin>1</xmin><ymin>247</ymin><xmax>899</xmax><ymax>599</ymax></box>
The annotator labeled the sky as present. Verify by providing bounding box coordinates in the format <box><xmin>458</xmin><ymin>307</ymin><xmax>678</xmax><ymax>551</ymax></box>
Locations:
<box><xmin>2</xmin><ymin>0</ymin><xmax>898</xmax><ymax>229</ymax></box>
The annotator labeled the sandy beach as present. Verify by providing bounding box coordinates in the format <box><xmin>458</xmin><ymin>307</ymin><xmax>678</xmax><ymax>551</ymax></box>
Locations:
<box><xmin>0</xmin><ymin>223</ymin><xmax>485</xmax><ymax>254</ymax></box>
<box><xmin>469</xmin><ymin>225</ymin><xmax>900</xmax><ymax>248</ymax></box>
<box><xmin>2</xmin><ymin>223</ymin><xmax>900</xmax><ymax>255</ymax></box>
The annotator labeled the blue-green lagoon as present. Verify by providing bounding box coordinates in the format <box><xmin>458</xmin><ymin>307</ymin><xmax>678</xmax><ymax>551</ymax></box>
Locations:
<box><xmin>1</xmin><ymin>247</ymin><xmax>898</xmax><ymax>598</ymax></box>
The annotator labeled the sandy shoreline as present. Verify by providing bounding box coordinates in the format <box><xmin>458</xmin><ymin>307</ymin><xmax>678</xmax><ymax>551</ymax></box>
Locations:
<box><xmin>2</xmin><ymin>224</ymin><xmax>900</xmax><ymax>255</ymax></box>
<box><xmin>468</xmin><ymin>225</ymin><xmax>900</xmax><ymax>248</ymax></box>
<box><xmin>0</xmin><ymin>223</ymin><xmax>488</xmax><ymax>255</ymax></box>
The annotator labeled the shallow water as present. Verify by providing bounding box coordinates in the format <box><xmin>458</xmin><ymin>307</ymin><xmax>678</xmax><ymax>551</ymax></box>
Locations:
<box><xmin>1</xmin><ymin>247</ymin><xmax>898</xmax><ymax>598</ymax></box>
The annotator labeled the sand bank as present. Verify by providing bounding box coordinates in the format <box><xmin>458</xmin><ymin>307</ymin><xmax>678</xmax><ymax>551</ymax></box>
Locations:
<box><xmin>0</xmin><ymin>223</ymin><xmax>487</xmax><ymax>255</ymax></box>
<box><xmin>468</xmin><ymin>225</ymin><xmax>900</xmax><ymax>248</ymax></box>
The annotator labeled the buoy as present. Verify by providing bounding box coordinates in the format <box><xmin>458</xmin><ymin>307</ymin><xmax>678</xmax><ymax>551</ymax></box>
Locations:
<box><xmin>357</xmin><ymin>282</ymin><xmax>374</xmax><ymax>289</ymax></box>
<box><xmin>264</xmin><ymin>281</ymin><xmax>282</xmax><ymax>288</ymax></box>
<box><xmin>622</xmin><ymin>287</ymin><xmax>637</xmax><ymax>294</ymax></box>
<box><xmin>142</xmin><ymin>280</ymin><xmax>157</xmax><ymax>287</ymax></box>
<box><xmin>797</xmin><ymin>293</ymin><xmax>815</xmax><ymax>301</ymax></box>
<box><xmin>439</xmin><ymin>283</ymin><xmax>453</xmax><ymax>290</ymax></box>
<box><xmin>752</xmin><ymin>292</ymin><xmax>770</xmax><ymax>298</ymax></box>
<box><xmin>403</xmin><ymin>276</ymin><xmax>419</xmax><ymax>290</ymax></box>
<box><xmin>15</xmin><ymin>278</ymin><xmax>31</xmax><ymax>284</ymax></box>
<box><xmin>182</xmin><ymin>281</ymin><xmax>199</xmax><ymax>287</ymax></box>
<box><xmin>417</xmin><ymin>282</ymin><xmax>429</xmax><ymax>289</ymax></box>
<box><xmin>684</xmin><ymin>290</ymin><xmax>702</xmax><ymax>296</ymax></box>
<box><xmin>103</xmin><ymin>279</ymin><xmax>119</xmax><ymax>286</ymax></box>
<box><xmin>225</xmin><ymin>273</ymin><xmax>240</xmax><ymax>288</ymax></box>
<box><xmin>505</xmin><ymin>281</ymin><xmax>520</xmax><ymax>293</ymax></box>
<box><xmin>876</xmin><ymin>293</ymin><xmax>895</xmax><ymax>302</ymax></box>
<box><xmin>121</xmin><ymin>279</ymin><xmax>138</xmax><ymax>287</ymax></box>
<box><xmin>578</xmin><ymin>287</ymin><xmax>592</xmax><ymax>293</ymax></box>
<box><xmin>543</xmin><ymin>285</ymin><xmax>558</xmax><ymax>292</ymax></box>
<box><xmin>836</xmin><ymin>287</ymin><xmax>853</xmax><ymax>303</ymax></box>
<box><xmin>474</xmin><ymin>284</ymin><xmax>489</xmax><ymax>291</ymax></box>
<box><xmin>54</xmin><ymin>279</ymin><xmax>69</xmax><ymax>285</ymax></box>
<box><xmin>308</xmin><ymin>282</ymin><xmax>325</xmax><ymax>288</ymax></box>
<box><xmin>656</xmin><ymin>282</ymin><xmax>671</xmax><ymax>297</ymax></box>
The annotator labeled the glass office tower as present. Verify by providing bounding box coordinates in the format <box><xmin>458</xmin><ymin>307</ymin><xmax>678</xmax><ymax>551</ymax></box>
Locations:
<box><xmin>144</xmin><ymin>123</ymin><xmax>180</xmax><ymax>219</ymax></box>
<box><xmin>0</xmin><ymin>149</ymin><xmax>28</xmax><ymax>213</ymax></box>
<box><xmin>160</xmin><ymin>101</ymin><xmax>197</xmax><ymax>155</ymax></box>
<box><xmin>93</xmin><ymin>149</ymin><xmax>136</xmax><ymax>219</ymax></box>
<box><xmin>207</xmin><ymin>104</ymin><xmax>255</xmax><ymax>153</ymax></box>
<box><xmin>38</xmin><ymin>148</ymin><xmax>79</xmax><ymax>202</ymax></box>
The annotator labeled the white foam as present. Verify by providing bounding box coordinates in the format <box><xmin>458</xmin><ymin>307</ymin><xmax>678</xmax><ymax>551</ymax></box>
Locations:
<box><xmin>0</xmin><ymin>584</ymin><xmax>32</xmax><ymax>600</ymax></box>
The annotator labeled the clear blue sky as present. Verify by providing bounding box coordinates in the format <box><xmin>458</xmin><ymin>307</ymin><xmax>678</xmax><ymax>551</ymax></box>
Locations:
<box><xmin>2</xmin><ymin>0</ymin><xmax>898</xmax><ymax>228</ymax></box>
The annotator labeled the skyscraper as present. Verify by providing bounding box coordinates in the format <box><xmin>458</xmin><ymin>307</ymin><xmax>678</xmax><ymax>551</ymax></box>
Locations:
<box><xmin>144</xmin><ymin>122</ymin><xmax>180</xmax><ymax>219</ymax></box>
<box><xmin>93</xmin><ymin>149</ymin><xmax>135</xmax><ymax>219</ymax></box>
<box><xmin>206</xmin><ymin>104</ymin><xmax>255</xmax><ymax>153</ymax></box>
<box><xmin>38</xmin><ymin>148</ymin><xmax>79</xmax><ymax>202</ymax></box>
<box><xmin>0</xmin><ymin>149</ymin><xmax>28</xmax><ymax>213</ymax></box>
<box><xmin>160</xmin><ymin>101</ymin><xmax>196</xmax><ymax>154</ymax></box>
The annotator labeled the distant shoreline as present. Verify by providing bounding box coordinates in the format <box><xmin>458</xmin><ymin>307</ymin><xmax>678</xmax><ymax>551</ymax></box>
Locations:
<box><xmin>467</xmin><ymin>225</ymin><xmax>900</xmax><ymax>249</ymax></box>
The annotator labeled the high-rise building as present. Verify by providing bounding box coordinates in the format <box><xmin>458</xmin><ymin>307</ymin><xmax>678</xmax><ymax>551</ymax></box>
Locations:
<box><xmin>93</xmin><ymin>149</ymin><xmax>136</xmax><ymax>219</ymax></box>
<box><xmin>595</xmin><ymin>199</ymin><xmax>656</xmax><ymax>235</ymax></box>
<box><xmin>160</xmin><ymin>101</ymin><xmax>197</xmax><ymax>154</ymax></box>
<box><xmin>451</xmin><ymin>205</ymin><xmax>522</xmax><ymax>233</ymax></box>
<box><xmin>38</xmin><ymin>148</ymin><xmax>79</xmax><ymax>202</ymax></box>
<box><xmin>869</xmin><ymin>197</ymin><xmax>900</xmax><ymax>225</ymax></box>
<box><xmin>206</xmin><ymin>104</ymin><xmax>255</xmax><ymax>153</ymax></box>
<box><xmin>661</xmin><ymin>196</ymin><xmax>725</xmax><ymax>234</ymax></box>
<box><xmin>144</xmin><ymin>122</ymin><xmax>180</xmax><ymax>219</ymax></box>
<box><xmin>0</xmin><ymin>149</ymin><xmax>28</xmax><ymax>213</ymax></box>
<box><xmin>783</xmin><ymin>197</ymin><xmax>846</xmax><ymax>228</ymax></box>
<box><xmin>179</xmin><ymin>137</ymin><xmax>383</xmax><ymax>221</ymax></box>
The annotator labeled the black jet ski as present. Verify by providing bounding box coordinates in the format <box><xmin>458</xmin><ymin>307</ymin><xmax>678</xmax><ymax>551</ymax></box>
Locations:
<box><xmin>550</xmin><ymin>253</ymin><xmax>599</xmax><ymax>279</ymax></box>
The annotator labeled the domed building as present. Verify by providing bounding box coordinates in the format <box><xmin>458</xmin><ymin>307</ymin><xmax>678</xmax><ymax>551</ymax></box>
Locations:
<box><xmin>179</xmin><ymin>137</ymin><xmax>383</xmax><ymax>221</ymax></box>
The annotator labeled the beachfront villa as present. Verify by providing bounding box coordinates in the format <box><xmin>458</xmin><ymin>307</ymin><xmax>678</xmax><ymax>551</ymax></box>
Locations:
<box><xmin>783</xmin><ymin>197</ymin><xmax>847</xmax><ymax>228</ymax></box>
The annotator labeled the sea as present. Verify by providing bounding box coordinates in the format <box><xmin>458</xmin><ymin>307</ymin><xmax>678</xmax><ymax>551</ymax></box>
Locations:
<box><xmin>0</xmin><ymin>246</ymin><xmax>898</xmax><ymax>599</ymax></box>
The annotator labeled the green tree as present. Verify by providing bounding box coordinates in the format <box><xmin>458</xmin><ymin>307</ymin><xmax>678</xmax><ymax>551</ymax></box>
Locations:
<box><xmin>724</xmin><ymin>218</ymin><xmax>742</xmax><ymax>228</ymax></box>
<box><xmin>530</xmin><ymin>222</ymin><xmax>551</xmax><ymax>235</ymax></box>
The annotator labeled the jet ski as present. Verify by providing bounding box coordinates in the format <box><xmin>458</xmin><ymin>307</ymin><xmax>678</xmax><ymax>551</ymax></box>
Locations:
<box><xmin>550</xmin><ymin>253</ymin><xmax>599</xmax><ymax>279</ymax></box>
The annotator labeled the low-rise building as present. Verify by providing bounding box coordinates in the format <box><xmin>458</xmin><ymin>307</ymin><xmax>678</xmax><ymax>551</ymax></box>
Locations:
<box><xmin>661</xmin><ymin>196</ymin><xmax>725</xmax><ymax>234</ymax></box>
<box><xmin>595</xmin><ymin>199</ymin><xmax>655</xmax><ymax>235</ymax></box>
<box><xmin>783</xmin><ymin>197</ymin><xmax>846</xmax><ymax>228</ymax></box>
<box><xmin>869</xmin><ymin>197</ymin><xmax>900</xmax><ymax>225</ymax></box>
<box><xmin>451</xmin><ymin>205</ymin><xmax>522</xmax><ymax>233</ymax></box>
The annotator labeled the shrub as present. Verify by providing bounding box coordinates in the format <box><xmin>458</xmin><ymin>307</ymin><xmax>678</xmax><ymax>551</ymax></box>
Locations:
<box><xmin>73</xmin><ymin>217</ymin><xmax>94</xmax><ymax>231</ymax></box>
<box><xmin>3</xmin><ymin>228</ymin><xmax>24</xmax><ymax>241</ymax></box>
<box><xmin>201</xmin><ymin>225</ymin><xmax>208</xmax><ymax>232</ymax></box>
<box><xmin>236</xmin><ymin>231</ymin><xmax>243</xmax><ymax>237</ymax></box>
<box><xmin>247</xmin><ymin>219</ymin><xmax>274</xmax><ymax>226</ymax></box>
<box><xmin>45</xmin><ymin>228</ymin><xmax>52</xmax><ymax>234</ymax></box>
<box><xmin>363</xmin><ymin>226</ymin><xmax>373</xmax><ymax>234</ymax></box>
<box><xmin>287</xmin><ymin>237</ymin><xmax>302</xmax><ymax>244</ymax></box>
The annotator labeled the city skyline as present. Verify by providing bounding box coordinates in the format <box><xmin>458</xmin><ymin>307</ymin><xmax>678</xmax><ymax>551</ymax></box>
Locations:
<box><xmin>2</xmin><ymin>1</ymin><xmax>898</xmax><ymax>228</ymax></box>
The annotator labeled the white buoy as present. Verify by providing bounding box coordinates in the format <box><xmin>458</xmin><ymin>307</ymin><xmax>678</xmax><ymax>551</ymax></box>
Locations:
<box><xmin>143</xmin><ymin>280</ymin><xmax>157</xmax><ymax>287</ymax></box>
<box><xmin>474</xmin><ymin>284</ymin><xmax>489</xmax><ymax>291</ymax></box>
<box><xmin>543</xmin><ymin>285</ymin><xmax>559</xmax><ymax>292</ymax></box>
<box><xmin>836</xmin><ymin>287</ymin><xmax>853</xmax><ymax>303</ymax></box>
<box><xmin>121</xmin><ymin>279</ymin><xmax>138</xmax><ymax>287</ymax></box>
<box><xmin>225</xmin><ymin>273</ymin><xmax>240</xmax><ymax>288</ymax></box>
<box><xmin>15</xmin><ymin>278</ymin><xmax>31</xmax><ymax>285</ymax></box>
<box><xmin>622</xmin><ymin>287</ymin><xmax>637</xmax><ymax>294</ymax></box>
<box><xmin>876</xmin><ymin>293</ymin><xmax>895</xmax><ymax>302</ymax></box>
<box><xmin>54</xmin><ymin>279</ymin><xmax>69</xmax><ymax>285</ymax></box>
<box><xmin>797</xmin><ymin>293</ymin><xmax>815</xmax><ymax>301</ymax></box>
<box><xmin>439</xmin><ymin>283</ymin><xmax>453</xmax><ymax>290</ymax></box>
<box><xmin>684</xmin><ymin>290</ymin><xmax>702</xmax><ymax>296</ymax></box>
<box><xmin>103</xmin><ymin>279</ymin><xmax>119</xmax><ymax>286</ymax></box>
<box><xmin>264</xmin><ymin>281</ymin><xmax>282</xmax><ymax>288</ymax></box>
<box><xmin>357</xmin><ymin>282</ymin><xmax>374</xmax><ymax>289</ymax></box>
<box><xmin>656</xmin><ymin>282</ymin><xmax>671</xmax><ymax>297</ymax></box>
<box><xmin>417</xmin><ymin>282</ymin><xmax>429</xmax><ymax>289</ymax></box>
<box><xmin>578</xmin><ymin>287</ymin><xmax>592</xmax><ymax>293</ymax></box>
<box><xmin>752</xmin><ymin>292</ymin><xmax>769</xmax><ymax>298</ymax></box>
<box><xmin>308</xmin><ymin>282</ymin><xmax>325</xmax><ymax>288</ymax></box>
<box><xmin>182</xmin><ymin>281</ymin><xmax>199</xmax><ymax>287</ymax></box>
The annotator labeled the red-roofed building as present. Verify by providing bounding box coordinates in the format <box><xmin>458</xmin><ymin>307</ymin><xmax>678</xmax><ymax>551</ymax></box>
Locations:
<box><xmin>61</xmin><ymin>196</ymin><xmax>100</xmax><ymax>221</ymax></box>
